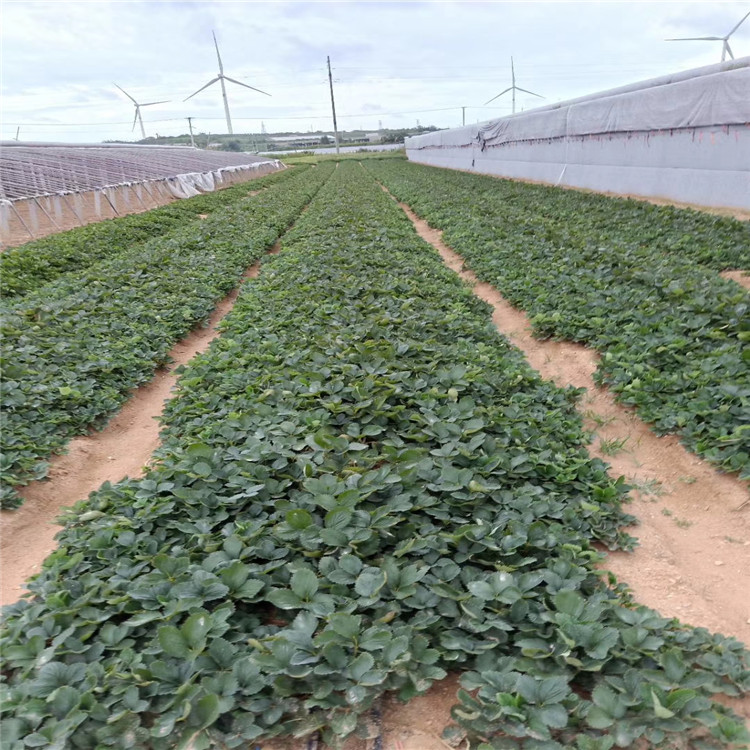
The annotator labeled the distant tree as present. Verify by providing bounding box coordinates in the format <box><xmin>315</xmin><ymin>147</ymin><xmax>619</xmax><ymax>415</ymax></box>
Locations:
<box><xmin>222</xmin><ymin>140</ymin><xmax>242</xmax><ymax>152</ymax></box>
<box><xmin>320</xmin><ymin>135</ymin><xmax>332</xmax><ymax>145</ymax></box>
<box><xmin>382</xmin><ymin>130</ymin><xmax>409</xmax><ymax>144</ymax></box>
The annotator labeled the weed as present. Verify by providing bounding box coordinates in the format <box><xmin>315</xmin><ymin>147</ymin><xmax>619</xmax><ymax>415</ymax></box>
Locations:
<box><xmin>628</xmin><ymin>477</ymin><xmax>665</xmax><ymax>499</ymax></box>
<box><xmin>584</xmin><ymin>410</ymin><xmax>616</xmax><ymax>428</ymax></box>
<box><xmin>599</xmin><ymin>435</ymin><xmax>629</xmax><ymax>456</ymax></box>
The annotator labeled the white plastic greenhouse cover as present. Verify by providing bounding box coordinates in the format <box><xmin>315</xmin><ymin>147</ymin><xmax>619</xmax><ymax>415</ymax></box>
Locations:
<box><xmin>0</xmin><ymin>144</ymin><xmax>285</xmax><ymax>246</ymax></box>
<box><xmin>406</xmin><ymin>58</ymin><xmax>750</xmax><ymax>211</ymax></box>
<box><xmin>0</xmin><ymin>143</ymin><xmax>281</xmax><ymax>201</ymax></box>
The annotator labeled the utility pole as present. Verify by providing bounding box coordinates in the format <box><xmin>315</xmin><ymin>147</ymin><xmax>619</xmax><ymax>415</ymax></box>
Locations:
<box><xmin>327</xmin><ymin>55</ymin><xmax>340</xmax><ymax>154</ymax></box>
<box><xmin>14</xmin><ymin>126</ymin><xmax>20</xmax><ymax>141</ymax></box>
<box><xmin>462</xmin><ymin>107</ymin><xmax>466</xmax><ymax>127</ymax></box>
<box><xmin>186</xmin><ymin>117</ymin><xmax>196</xmax><ymax>148</ymax></box>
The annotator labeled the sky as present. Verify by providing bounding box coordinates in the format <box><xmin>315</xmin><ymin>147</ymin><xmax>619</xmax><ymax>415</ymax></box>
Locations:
<box><xmin>1</xmin><ymin>0</ymin><xmax>749</xmax><ymax>143</ymax></box>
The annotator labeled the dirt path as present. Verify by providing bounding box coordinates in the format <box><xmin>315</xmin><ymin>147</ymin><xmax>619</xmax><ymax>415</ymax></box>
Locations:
<box><xmin>0</xmin><ymin>258</ymin><xmax>275</xmax><ymax>606</ymax></box>
<box><xmin>722</xmin><ymin>270</ymin><xmax>750</xmax><ymax>291</ymax></box>
<box><xmin>380</xmin><ymin>189</ymin><xmax>750</xmax><ymax>649</ymax></box>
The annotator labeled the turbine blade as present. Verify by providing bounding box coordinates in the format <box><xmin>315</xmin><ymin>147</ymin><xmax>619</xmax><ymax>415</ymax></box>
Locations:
<box><xmin>727</xmin><ymin>11</ymin><xmax>750</xmax><ymax>37</ymax></box>
<box><xmin>132</xmin><ymin>108</ymin><xmax>139</xmax><ymax>131</ymax></box>
<box><xmin>213</xmin><ymin>30</ymin><xmax>224</xmax><ymax>74</ymax></box>
<box><xmin>666</xmin><ymin>36</ymin><xmax>721</xmax><ymax>41</ymax></box>
<box><xmin>725</xmin><ymin>40</ymin><xmax>734</xmax><ymax>59</ymax></box>
<box><xmin>515</xmin><ymin>86</ymin><xmax>544</xmax><ymax>99</ymax></box>
<box><xmin>114</xmin><ymin>82</ymin><xmax>137</xmax><ymax>104</ymax></box>
<box><xmin>222</xmin><ymin>75</ymin><xmax>271</xmax><ymax>96</ymax></box>
<box><xmin>183</xmin><ymin>78</ymin><xmax>220</xmax><ymax>101</ymax></box>
<box><xmin>141</xmin><ymin>100</ymin><xmax>170</xmax><ymax>107</ymax></box>
<box><xmin>484</xmin><ymin>87</ymin><xmax>513</xmax><ymax>105</ymax></box>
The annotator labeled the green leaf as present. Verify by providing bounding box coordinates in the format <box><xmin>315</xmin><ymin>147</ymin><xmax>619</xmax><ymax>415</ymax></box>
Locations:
<box><xmin>181</xmin><ymin>612</ymin><xmax>211</xmax><ymax>649</ymax></box>
<box><xmin>328</xmin><ymin>613</ymin><xmax>361</xmax><ymax>639</ymax></box>
<box><xmin>348</xmin><ymin>653</ymin><xmax>375</xmax><ymax>681</ymax></box>
<box><xmin>291</xmin><ymin>569</ymin><xmax>319</xmax><ymax>600</ymax></box>
<box><xmin>355</xmin><ymin>567</ymin><xmax>387</xmax><ymax>598</ymax></box>
<box><xmin>191</xmin><ymin>693</ymin><xmax>221</xmax><ymax>729</ymax></box>
<box><xmin>467</xmin><ymin>580</ymin><xmax>494</xmax><ymax>600</ymax></box>
<box><xmin>49</xmin><ymin>686</ymin><xmax>81</xmax><ymax>718</ymax></box>
<box><xmin>192</xmin><ymin>461</ymin><xmax>212</xmax><ymax>477</ymax></box>
<box><xmin>286</xmin><ymin>509</ymin><xmax>313</xmax><ymax>530</ymax></box>
<box><xmin>267</xmin><ymin>588</ymin><xmax>303</xmax><ymax>610</ymax></box>
<box><xmin>158</xmin><ymin>626</ymin><xmax>190</xmax><ymax>659</ymax></box>
<box><xmin>220</xmin><ymin>561</ymin><xmax>251</xmax><ymax>591</ymax></box>
<box><xmin>651</xmin><ymin>690</ymin><xmax>675</xmax><ymax>719</ymax></box>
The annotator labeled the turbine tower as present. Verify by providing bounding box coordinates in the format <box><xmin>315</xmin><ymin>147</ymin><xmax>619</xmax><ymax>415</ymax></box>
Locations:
<box><xmin>114</xmin><ymin>84</ymin><xmax>169</xmax><ymax>140</ymax></box>
<box><xmin>666</xmin><ymin>11</ymin><xmax>749</xmax><ymax>62</ymax></box>
<box><xmin>484</xmin><ymin>57</ymin><xmax>544</xmax><ymax>114</ymax></box>
<box><xmin>184</xmin><ymin>30</ymin><xmax>271</xmax><ymax>135</ymax></box>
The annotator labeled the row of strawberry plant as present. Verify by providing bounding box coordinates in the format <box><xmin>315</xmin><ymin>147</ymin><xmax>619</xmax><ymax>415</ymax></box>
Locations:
<box><xmin>2</xmin><ymin>162</ymin><xmax>747</xmax><ymax>750</ymax></box>
<box><xmin>366</xmin><ymin>160</ymin><xmax>750</xmax><ymax>479</ymax></box>
<box><xmin>0</xmin><ymin>164</ymin><xmax>299</xmax><ymax>300</ymax></box>
<box><xmin>0</xmin><ymin>163</ymin><xmax>334</xmax><ymax>508</ymax></box>
<box><xmin>390</xmin><ymin>161</ymin><xmax>749</xmax><ymax>271</ymax></box>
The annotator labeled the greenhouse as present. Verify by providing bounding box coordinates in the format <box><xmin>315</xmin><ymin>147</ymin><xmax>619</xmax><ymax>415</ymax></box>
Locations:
<box><xmin>0</xmin><ymin>143</ymin><xmax>282</xmax><ymax>245</ymax></box>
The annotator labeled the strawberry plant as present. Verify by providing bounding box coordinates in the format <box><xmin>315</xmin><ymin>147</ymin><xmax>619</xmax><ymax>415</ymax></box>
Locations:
<box><xmin>366</xmin><ymin>160</ymin><xmax>750</xmax><ymax>479</ymax></box>
<box><xmin>1</xmin><ymin>162</ymin><xmax>747</xmax><ymax>750</ymax></box>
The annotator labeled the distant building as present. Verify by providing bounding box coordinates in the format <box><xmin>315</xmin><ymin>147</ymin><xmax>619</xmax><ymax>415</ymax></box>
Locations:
<box><xmin>365</xmin><ymin>132</ymin><xmax>382</xmax><ymax>143</ymax></box>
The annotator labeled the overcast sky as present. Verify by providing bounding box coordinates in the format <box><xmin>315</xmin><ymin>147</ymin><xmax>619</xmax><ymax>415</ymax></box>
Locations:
<box><xmin>2</xmin><ymin>0</ymin><xmax>749</xmax><ymax>143</ymax></box>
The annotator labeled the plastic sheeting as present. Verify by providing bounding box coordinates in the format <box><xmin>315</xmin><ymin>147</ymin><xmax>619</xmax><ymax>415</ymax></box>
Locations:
<box><xmin>406</xmin><ymin>58</ymin><xmax>750</xmax><ymax>211</ymax></box>
<box><xmin>0</xmin><ymin>159</ymin><xmax>284</xmax><ymax>246</ymax></box>
<box><xmin>163</xmin><ymin>162</ymin><xmax>281</xmax><ymax>199</ymax></box>
<box><xmin>0</xmin><ymin>143</ymin><xmax>280</xmax><ymax>201</ymax></box>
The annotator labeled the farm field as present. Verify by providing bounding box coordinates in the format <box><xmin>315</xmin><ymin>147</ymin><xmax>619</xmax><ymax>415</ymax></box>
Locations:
<box><xmin>1</xmin><ymin>159</ymin><xmax>749</xmax><ymax>750</ymax></box>
<box><xmin>366</xmin><ymin>161</ymin><xmax>750</xmax><ymax>480</ymax></box>
<box><xmin>0</xmin><ymin>163</ymin><xmax>333</xmax><ymax>508</ymax></box>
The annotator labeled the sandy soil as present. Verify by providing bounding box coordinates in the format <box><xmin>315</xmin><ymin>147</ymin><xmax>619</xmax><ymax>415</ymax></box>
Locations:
<box><xmin>722</xmin><ymin>270</ymin><xmax>750</xmax><ymax>291</ymax></box>
<box><xmin>0</xmin><ymin>261</ymin><xmax>269</xmax><ymax>605</ymax></box>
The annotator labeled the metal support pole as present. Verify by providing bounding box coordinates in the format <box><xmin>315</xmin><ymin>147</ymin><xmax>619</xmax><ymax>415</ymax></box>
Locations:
<box><xmin>101</xmin><ymin>189</ymin><xmax>120</xmax><ymax>217</ymax></box>
<box><xmin>187</xmin><ymin>117</ymin><xmax>196</xmax><ymax>148</ymax></box>
<box><xmin>33</xmin><ymin>197</ymin><xmax>61</xmax><ymax>231</ymax></box>
<box><xmin>327</xmin><ymin>56</ymin><xmax>340</xmax><ymax>154</ymax></box>
<box><xmin>10</xmin><ymin>202</ymin><xmax>35</xmax><ymax>240</ymax></box>
<box><xmin>462</xmin><ymin>107</ymin><xmax>466</xmax><ymax>126</ymax></box>
<box><xmin>63</xmin><ymin>194</ymin><xmax>86</xmax><ymax>226</ymax></box>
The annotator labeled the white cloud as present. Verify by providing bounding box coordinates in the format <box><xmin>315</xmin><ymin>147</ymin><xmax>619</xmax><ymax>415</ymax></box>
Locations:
<box><xmin>2</xmin><ymin>0</ymin><xmax>748</xmax><ymax>142</ymax></box>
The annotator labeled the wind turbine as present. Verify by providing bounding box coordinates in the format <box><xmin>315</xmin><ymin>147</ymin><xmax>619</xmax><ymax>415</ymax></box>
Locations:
<box><xmin>113</xmin><ymin>83</ymin><xmax>169</xmax><ymax>140</ymax></box>
<box><xmin>184</xmin><ymin>30</ymin><xmax>271</xmax><ymax>135</ymax></box>
<box><xmin>666</xmin><ymin>11</ymin><xmax>749</xmax><ymax>62</ymax></box>
<box><xmin>484</xmin><ymin>57</ymin><xmax>544</xmax><ymax>114</ymax></box>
